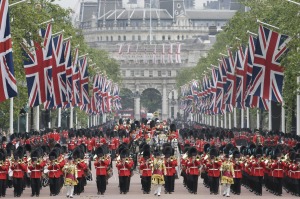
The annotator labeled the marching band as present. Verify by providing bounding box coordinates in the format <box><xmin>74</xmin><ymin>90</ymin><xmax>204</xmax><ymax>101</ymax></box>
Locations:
<box><xmin>0</xmin><ymin>118</ymin><xmax>299</xmax><ymax>197</ymax></box>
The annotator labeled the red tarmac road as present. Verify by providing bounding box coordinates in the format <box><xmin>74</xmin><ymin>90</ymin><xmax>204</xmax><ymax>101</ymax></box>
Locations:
<box><xmin>5</xmin><ymin>161</ymin><xmax>298</xmax><ymax>199</ymax></box>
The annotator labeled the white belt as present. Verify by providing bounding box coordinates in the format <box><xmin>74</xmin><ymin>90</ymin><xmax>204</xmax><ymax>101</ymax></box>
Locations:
<box><xmin>143</xmin><ymin>169</ymin><xmax>151</xmax><ymax>170</ymax></box>
<box><xmin>190</xmin><ymin>167</ymin><xmax>198</xmax><ymax>169</ymax></box>
<box><xmin>97</xmin><ymin>166</ymin><xmax>106</xmax><ymax>168</ymax></box>
<box><xmin>120</xmin><ymin>169</ymin><xmax>128</xmax><ymax>170</ymax></box>
<box><xmin>166</xmin><ymin>167</ymin><xmax>172</xmax><ymax>169</ymax></box>
<box><xmin>32</xmin><ymin>170</ymin><xmax>41</xmax><ymax>172</ymax></box>
<box><xmin>234</xmin><ymin>170</ymin><xmax>241</xmax><ymax>171</ymax></box>
<box><xmin>14</xmin><ymin>169</ymin><xmax>22</xmax><ymax>171</ymax></box>
<box><xmin>274</xmin><ymin>169</ymin><xmax>283</xmax><ymax>170</ymax></box>
<box><xmin>0</xmin><ymin>171</ymin><xmax>6</xmax><ymax>173</ymax></box>
<box><xmin>210</xmin><ymin>169</ymin><xmax>219</xmax><ymax>170</ymax></box>
<box><xmin>49</xmin><ymin>170</ymin><xmax>57</xmax><ymax>172</ymax></box>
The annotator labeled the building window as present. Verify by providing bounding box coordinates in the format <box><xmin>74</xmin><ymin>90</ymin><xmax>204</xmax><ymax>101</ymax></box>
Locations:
<box><xmin>123</xmin><ymin>36</ymin><xmax>126</xmax><ymax>41</ymax></box>
<box><xmin>138</xmin><ymin>35</ymin><xmax>141</xmax><ymax>41</ymax></box>
<box><xmin>153</xmin><ymin>35</ymin><xmax>156</xmax><ymax>41</ymax></box>
<box><xmin>130</xmin><ymin>70</ymin><xmax>134</xmax><ymax>76</ymax></box>
<box><xmin>158</xmin><ymin>71</ymin><xmax>161</xmax><ymax>77</ymax></box>
<box><xmin>182</xmin><ymin>35</ymin><xmax>184</xmax><ymax>40</ymax></box>
<box><xmin>97</xmin><ymin>36</ymin><xmax>99</xmax><ymax>41</ymax></box>
<box><xmin>177</xmin><ymin>35</ymin><xmax>180</xmax><ymax>40</ymax></box>
<box><xmin>168</xmin><ymin>71</ymin><xmax>171</xmax><ymax>76</ymax></box>
<box><xmin>162</xmin><ymin>35</ymin><xmax>165</xmax><ymax>40</ymax></box>
<box><xmin>106</xmin><ymin>36</ymin><xmax>109</xmax><ymax>41</ymax></box>
<box><xmin>168</xmin><ymin>35</ymin><xmax>171</xmax><ymax>40</ymax></box>
<box><xmin>132</xmin><ymin>35</ymin><xmax>135</xmax><ymax>41</ymax></box>
<box><xmin>111</xmin><ymin>36</ymin><xmax>113</xmax><ymax>41</ymax></box>
<box><xmin>122</xmin><ymin>70</ymin><xmax>126</xmax><ymax>76</ymax></box>
<box><xmin>149</xmin><ymin>70</ymin><xmax>153</xmax><ymax>77</ymax></box>
<box><xmin>141</xmin><ymin>70</ymin><xmax>144</xmax><ymax>76</ymax></box>
<box><xmin>118</xmin><ymin>35</ymin><xmax>121</xmax><ymax>41</ymax></box>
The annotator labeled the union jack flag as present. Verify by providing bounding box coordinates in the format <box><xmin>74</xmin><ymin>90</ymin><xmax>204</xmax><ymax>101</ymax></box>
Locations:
<box><xmin>22</xmin><ymin>23</ymin><xmax>53</xmax><ymax>107</ymax></box>
<box><xmin>50</xmin><ymin>34</ymin><xmax>67</xmax><ymax>107</ymax></box>
<box><xmin>112</xmin><ymin>83</ymin><xmax>122</xmax><ymax>110</ymax></box>
<box><xmin>0</xmin><ymin>0</ymin><xmax>17</xmax><ymax>102</ymax></box>
<box><xmin>244</xmin><ymin>35</ymin><xmax>270</xmax><ymax>111</ymax></box>
<box><xmin>64</xmin><ymin>40</ymin><xmax>72</xmax><ymax>104</ymax></box>
<box><xmin>223</xmin><ymin>49</ymin><xmax>236</xmax><ymax>108</ymax></box>
<box><xmin>175</xmin><ymin>43</ymin><xmax>181</xmax><ymax>64</ymax></box>
<box><xmin>250</xmin><ymin>25</ymin><xmax>290</xmax><ymax>103</ymax></box>
<box><xmin>71</xmin><ymin>48</ymin><xmax>80</xmax><ymax>107</ymax></box>
<box><xmin>79</xmin><ymin>56</ymin><xmax>90</xmax><ymax>105</ymax></box>
<box><xmin>235</xmin><ymin>46</ymin><xmax>247</xmax><ymax>109</ymax></box>
<box><xmin>214</xmin><ymin>62</ymin><xmax>226</xmax><ymax>114</ymax></box>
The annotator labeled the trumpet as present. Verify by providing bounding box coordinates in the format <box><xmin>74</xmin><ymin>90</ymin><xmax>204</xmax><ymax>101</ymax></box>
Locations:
<box><xmin>195</xmin><ymin>155</ymin><xmax>201</xmax><ymax>161</ymax></box>
<box><xmin>182</xmin><ymin>152</ymin><xmax>188</xmax><ymax>160</ymax></box>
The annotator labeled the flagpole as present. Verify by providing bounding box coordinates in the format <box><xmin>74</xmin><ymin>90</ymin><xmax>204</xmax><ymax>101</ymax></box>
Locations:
<box><xmin>48</xmin><ymin>110</ymin><xmax>51</xmax><ymax>128</ymax></box>
<box><xmin>228</xmin><ymin>112</ymin><xmax>232</xmax><ymax>129</ymax></box>
<box><xmin>26</xmin><ymin>112</ymin><xmax>29</xmax><ymax>132</ymax></box>
<box><xmin>87</xmin><ymin>116</ymin><xmax>90</xmax><ymax>128</ymax></box>
<box><xmin>256</xmin><ymin>19</ymin><xmax>280</xmax><ymax>30</ymax></box>
<box><xmin>286</xmin><ymin>0</ymin><xmax>300</xmax><ymax>6</ymax></box>
<box><xmin>9</xmin><ymin>0</ymin><xmax>27</xmax><ymax>7</ymax></box>
<box><xmin>233</xmin><ymin>108</ymin><xmax>237</xmax><ymax>127</ymax></box>
<box><xmin>52</xmin><ymin>30</ymin><xmax>65</xmax><ymax>36</ymax></box>
<box><xmin>224</xmin><ymin>112</ymin><xmax>227</xmax><ymax>128</ymax></box>
<box><xmin>58</xmin><ymin>108</ymin><xmax>61</xmax><ymax>128</ymax></box>
<box><xmin>269</xmin><ymin>102</ymin><xmax>272</xmax><ymax>131</ymax></box>
<box><xmin>36</xmin><ymin>106</ymin><xmax>40</xmax><ymax>131</ymax></box>
<box><xmin>216</xmin><ymin>114</ymin><xmax>219</xmax><ymax>127</ymax></box>
<box><xmin>297</xmin><ymin>77</ymin><xmax>300</xmax><ymax>135</ymax></box>
<box><xmin>257</xmin><ymin>109</ymin><xmax>260</xmax><ymax>129</ymax></box>
<box><xmin>75</xmin><ymin>111</ymin><xmax>78</xmax><ymax>129</ymax></box>
<box><xmin>70</xmin><ymin>107</ymin><xmax>74</xmax><ymax>129</ymax></box>
<box><xmin>220</xmin><ymin>115</ymin><xmax>223</xmax><ymax>128</ymax></box>
<box><xmin>281</xmin><ymin>103</ymin><xmax>285</xmax><ymax>133</ymax></box>
<box><xmin>9</xmin><ymin>98</ymin><xmax>13</xmax><ymax>135</ymax></box>
<box><xmin>39</xmin><ymin>18</ymin><xmax>54</xmax><ymax>26</ymax></box>
<box><xmin>241</xmin><ymin>109</ymin><xmax>244</xmax><ymax>128</ymax></box>
<box><xmin>246</xmin><ymin>108</ymin><xmax>250</xmax><ymax>128</ymax></box>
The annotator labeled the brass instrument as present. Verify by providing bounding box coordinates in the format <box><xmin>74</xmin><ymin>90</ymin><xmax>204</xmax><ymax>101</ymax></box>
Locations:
<box><xmin>196</xmin><ymin>155</ymin><xmax>201</xmax><ymax>161</ymax></box>
<box><xmin>0</xmin><ymin>160</ymin><xmax>3</xmax><ymax>167</ymax></box>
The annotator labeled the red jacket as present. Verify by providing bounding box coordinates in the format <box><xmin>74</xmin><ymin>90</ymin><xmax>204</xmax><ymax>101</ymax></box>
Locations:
<box><xmin>164</xmin><ymin>158</ymin><xmax>178</xmax><ymax>176</ymax></box>
<box><xmin>48</xmin><ymin>164</ymin><xmax>61</xmax><ymax>178</ymax></box>
<box><xmin>270</xmin><ymin>160</ymin><xmax>285</xmax><ymax>178</ymax></box>
<box><xmin>94</xmin><ymin>158</ymin><xmax>110</xmax><ymax>176</ymax></box>
<box><xmin>77</xmin><ymin>161</ymin><xmax>87</xmax><ymax>178</ymax></box>
<box><xmin>139</xmin><ymin>160</ymin><xmax>153</xmax><ymax>177</ymax></box>
<box><xmin>28</xmin><ymin>161</ymin><xmax>46</xmax><ymax>178</ymax></box>
<box><xmin>11</xmin><ymin>163</ymin><xmax>27</xmax><ymax>178</ymax></box>
<box><xmin>207</xmin><ymin>160</ymin><xmax>222</xmax><ymax>177</ymax></box>
<box><xmin>186</xmin><ymin>158</ymin><xmax>200</xmax><ymax>175</ymax></box>
<box><xmin>233</xmin><ymin>161</ymin><xmax>244</xmax><ymax>178</ymax></box>
<box><xmin>116</xmin><ymin>160</ymin><xmax>134</xmax><ymax>176</ymax></box>
<box><xmin>0</xmin><ymin>162</ymin><xmax>9</xmax><ymax>180</ymax></box>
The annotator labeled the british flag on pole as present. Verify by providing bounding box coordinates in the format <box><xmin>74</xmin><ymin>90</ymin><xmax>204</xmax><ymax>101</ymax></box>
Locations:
<box><xmin>223</xmin><ymin>49</ymin><xmax>236</xmax><ymax>108</ymax></box>
<box><xmin>244</xmin><ymin>35</ymin><xmax>270</xmax><ymax>111</ymax></box>
<box><xmin>79</xmin><ymin>56</ymin><xmax>90</xmax><ymax>105</ymax></box>
<box><xmin>71</xmin><ymin>48</ymin><xmax>81</xmax><ymax>107</ymax></box>
<box><xmin>22</xmin><ymin>23</ymin><xmax>53</xmax><ymax>107</ymax></box>
<box><xmin>50</xmin><ymin>34</ymin><xmax>67</xmax><ymax>107</ymax></box>
<box><xmin>235</xmin><ymin>46</ymin><xmax>247</xmax><ymax>109</ymax></box>
<box><xmin>250</xmin><ymin>25</ymin><xmax>290</xmax><ymax>103</ymax></box>
<box><xmin>0</xmin><ymin>0</ymin><xmax>17</xmax><ymax>102</ymax></box>
<box><xmin>63</xmin><ymin>39</ymin><xmax>72</xmax><ymax>104</ymax></box>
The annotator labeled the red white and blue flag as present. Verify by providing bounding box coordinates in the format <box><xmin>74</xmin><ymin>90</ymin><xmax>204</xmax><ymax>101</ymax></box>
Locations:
<box><xmin>22</xmin><ymin>23</ymin><xmax>53</xmax><ymax>107</ymax></box>
<box><xmin>64</xmin><ymin>39</ymin><xmax>72</xmax><ymax>104</ymax></box>
<box><xmin>235</xmin><ymin>46</ymin><xmax>247</xmax><ymax>109</ymax></box>
<box><xmin>0</xmin><ymin>0</ymin><xmax>17</xmax><ymax>102</ymax></box>
<box><xmin>244</xmin><ymin>35</ymin><xmax>270</xmax><ymax>111</ymax></box>
<box><xmin>250</xmin><ymin>25</ymin><xmax>290</xmax><ymax>103</ymax></box>
<box><xmin>223</xmin><ymin>49</ymin><xmax>236</xmax><ymax>108</ymax></box>
<box><xmin>71</xmin><ymin>48</ymin><xmax>81</xmax><ymax>107</ymax></box>
<box><xmin>49</xmin><ymin>34</ymin><xmax>67</xmax><ymax>108</ymax></box>
<box><xmin>79</xmin><ymin>56</ymin><xmax>90</xmax><ymax>105</ymax></box>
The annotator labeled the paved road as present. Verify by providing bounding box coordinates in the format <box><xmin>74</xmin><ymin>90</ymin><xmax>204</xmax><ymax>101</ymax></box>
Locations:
<box><xmin>5</xmin><ymin>161</ymin><xmax>298</xmax><ymax>199</ymax></box>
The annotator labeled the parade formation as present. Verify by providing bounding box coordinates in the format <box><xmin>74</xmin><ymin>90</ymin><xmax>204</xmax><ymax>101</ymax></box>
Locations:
<box><xmin>0</xmin><ymin>119</ymin><xmax>298</xmax><ymax>197</ymax></box>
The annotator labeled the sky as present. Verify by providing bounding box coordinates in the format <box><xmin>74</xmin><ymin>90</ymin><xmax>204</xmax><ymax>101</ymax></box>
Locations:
<box><xmin>53</xmin><ymin>0</ymin><xmax>83</xmax><ymax>14</ymax></box>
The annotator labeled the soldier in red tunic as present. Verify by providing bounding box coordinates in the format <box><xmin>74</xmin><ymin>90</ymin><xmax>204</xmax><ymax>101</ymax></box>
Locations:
<box><xmin>28</xmin><ymin>150</ymin><xmax>46</xmax><ymax>197</ymax></box>
<box><xmin>47</xmin><ymin>150</ymin><xmax>61</xmax><ymax>196</ymax></box>
<box><xmin>231</xmin><ymin>150</ymin><xmax>243</xmax><ymax>195</ymax></box>
<box><xmin>0</xmin><ymin>149</ymin><xmax>8</xmax><ymax>197</ymax></box>
<box><xmin>139</xmin><ymin>149</ymin><xmax>152</xmax><ymax>194</ymax></box>
<box><xmin>116</xmin><ymin>148</ymin><xmax>134</xmax><ymax>194</ymax></box>
<box><xmin>206</xmin><ymin>148</ymin><xmax>222</xmax><ymax>195</ymax></box>
<box><xmin>186</xmin><ymin>147</ymin><xmax>200</xmax><ymax>194</ymax></box>
<box><xmin>94</xmin><ymin>146</ymin><xmax>110</xmax><ymax>195</ymax></box>
<box><xmin>11</xmin><ymin>148</ymin><xmax>27</xmax><ymax>197</ymax></box>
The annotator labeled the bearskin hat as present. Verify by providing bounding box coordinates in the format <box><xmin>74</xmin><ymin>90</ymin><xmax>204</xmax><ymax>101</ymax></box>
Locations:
<box><xmin>170</xmin><ymin>124</ymin><xmax>176</xmax><ymax>132</ymax></box>
<box><xmin>188</xmin><ymin>147</ymin><xmax>197</xmax><ymax>157</ymax></box>
<box><xmin>209</xmin><ymin>148</ymin><xmax>218</xmax><ymax>158</ymax></box>
<box><xmin>163</xmin><ymin>146</ymin><xmax>172</xmax><ymax>157</ymax></box>
<box><xmin>120</xmin><ymin>148</ymin><xmax>129</xmax><ymax>158</ymax></box>
<box><xmin>1</xmin><ymin>136</ymin><xmax>6</xmax><ymax>143</ymax></box>
<box><xmin>143</xmin><ymin>150</ymin><xmax>150</xmax><ymax>159</ymax></box>
<box><xmin>96</xmin><ymin>146</ymin><xmax>104</xmax><ymax>157</ymax></box>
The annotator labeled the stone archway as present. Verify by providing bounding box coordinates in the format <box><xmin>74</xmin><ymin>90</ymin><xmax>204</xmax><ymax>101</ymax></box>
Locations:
<box><xmin>140</xmin><ymin>88</ymin><xmax>162</xmax><ymax>117</ymax></box>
